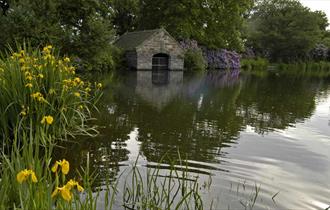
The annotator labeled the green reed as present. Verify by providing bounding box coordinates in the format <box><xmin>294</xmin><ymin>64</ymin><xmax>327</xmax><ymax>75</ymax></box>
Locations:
<box><xmin>120</xmin><ymin>155</ymin><xmax>203</xmax><ymax>210</ymax></box>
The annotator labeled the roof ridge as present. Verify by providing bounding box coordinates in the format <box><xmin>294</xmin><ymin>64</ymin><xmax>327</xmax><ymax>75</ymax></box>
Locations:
<box><xmin>124</xmin><ymin>29</ymin><xmax>162</xmax><ymax>35</ymax></box>
<box><xmin>114</xmin><ymin>28</ymin><xmax>173</xmax><ymax>51</ymax></box>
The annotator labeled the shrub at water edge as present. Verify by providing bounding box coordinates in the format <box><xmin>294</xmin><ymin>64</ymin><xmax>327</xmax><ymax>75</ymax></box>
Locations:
<box><xmin>180</xmin><ymin>40</ymin><xmax>207</xmax><ymax>71</ymax></box>
<box><xmin>241</xmin><ymin>58</ymin><xmax>269</xmax><ymax>72</ymax></box>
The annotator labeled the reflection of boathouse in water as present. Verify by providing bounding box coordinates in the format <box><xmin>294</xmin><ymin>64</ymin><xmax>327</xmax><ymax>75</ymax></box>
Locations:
<box><xmin>135</xmin><ymin>71</ymin><xmax>183</xmax><ymax>109</ymax></box>
<box><xmin>127</xmin><ymin>70</ymin><xmax>241</xmax><ymax>110</ymax></box>
<box><xmin>114</xmin><ymin>29</ymin><xmax>184</xmax><ymax>71</ymax></box>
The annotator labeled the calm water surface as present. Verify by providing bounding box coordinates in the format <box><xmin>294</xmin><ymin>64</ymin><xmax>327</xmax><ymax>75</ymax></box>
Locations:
<box><xmin>62</xmin><ymin>71</ymin><xmax>330</xmax><ymax>209</ymax></box>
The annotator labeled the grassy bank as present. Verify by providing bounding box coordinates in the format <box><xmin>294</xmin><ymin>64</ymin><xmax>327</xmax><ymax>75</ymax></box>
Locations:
<box><xmin>276</xmin><ymin>61</ymin><xmax>330</xmax><ymax>77</ymax></box>
<box><xmin>241</xmin><ymin>58</ymin><xmax>330</xmax><ymax>78</ymax></box>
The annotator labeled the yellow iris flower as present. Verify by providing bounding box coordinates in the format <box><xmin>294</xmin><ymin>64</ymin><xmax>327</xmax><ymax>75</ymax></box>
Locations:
<box><xmin>41</xmin><ymin>115</ymin><xmax>54</xmax><ymax>125</ymax></box>
<box><xmin>64</xmin><ymin>57</ymin><xmax>70</xmax><ymax>63</ymax></box>
<box><xmin>16</xmin><ymin>169</ymin><xmax>38</xmax><ymax>184</ymax></box>
<box><xmin>66</xmin><ymin>179</ymin><xmax>84</xmax><ymax>192</ymax></box>
<box><xmin>31</xmin><ymin>92</ymin><xmax>46</xmax><ymax>102</ymax></box>
<box><xmin>25</xmin><ymin>83</ymin><xmax>33</xmax><ymax>88</ymax></box>
<box><xmin>51</xmin><ymin>179</ymin><xmax>84</xmax><ymax>202</ymax></box>
<box><xmin>20</xmin><ymin>110</ymin><xmax>27</xmax><ymax>116</ymax></box>
<box><xmin>96</xmin><ymin>83</ymin><xmax>102</xmax><ymax>89</ymax></box>
<box><xmin>26</xmin><ymin>75</ymin><xmax>33</xmax><ymax>81</ymax></box>
<box><xmin>51</xmin><ymin>159</ymin><xmax>70</xmax><ymax>175</ymax></box>
<box><xmin>51</xmin><ymin>186</ymin><xmax>72</xmax><ymax>202</ymax></box>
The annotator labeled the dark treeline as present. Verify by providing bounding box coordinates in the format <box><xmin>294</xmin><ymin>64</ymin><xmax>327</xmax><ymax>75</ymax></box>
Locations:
<box><xmin>0</xmin><ymin>0</ymin><xmax>252</xmax><ymax>71</ymax></box>
<box><xmin>0</xmin><ymin>0</ymin><xmax>329</xmax><ymax>71</ymax></box>
<box><xmin>245</xmin><ymin>0</ymin><xmax>330</xmax><ymax>63</ymax></box>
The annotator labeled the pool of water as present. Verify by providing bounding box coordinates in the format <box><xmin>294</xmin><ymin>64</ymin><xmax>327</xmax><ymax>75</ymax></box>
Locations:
<box><xmin>60</xmin><ymin>71</ymin><xmax>330</xmax><ymax>209</ymax></box>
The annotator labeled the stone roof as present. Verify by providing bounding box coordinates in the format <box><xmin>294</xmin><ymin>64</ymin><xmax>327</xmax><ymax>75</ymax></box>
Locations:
<box><xmin>114</xmin><ymin>29</ymin><xmax>166</xmax><ymax>51</ymax></box>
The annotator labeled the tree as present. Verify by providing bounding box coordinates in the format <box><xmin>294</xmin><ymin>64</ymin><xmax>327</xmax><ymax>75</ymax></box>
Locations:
<box><xmin>0</xmin><ymin>0</ymin><xmax>116</xmax><ymax>71</ymax></box>
<box><xmin>246</xmin><ymin>0</ymin><xmax>328</xmax><ymax>62</ymax></box>
<box><xmin>0</xmin><ymin>0</ymin><xmax>9</xmax><ymax>15</ymax></box>
<box><xmin>111</xmin><ymin>0</ymin><xmax>139</xmax><ymax>35</ymax></box>
<box><xmin>137</xmin><ymin>0</ymin><xmax>253</xmax><ymax>50</ymax></box>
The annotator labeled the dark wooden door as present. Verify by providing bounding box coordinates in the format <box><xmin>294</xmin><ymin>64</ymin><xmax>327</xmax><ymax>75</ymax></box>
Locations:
<box><xmin>152</xmin><ymin>54</ymin><xmax>169</xmax><ymax>70</ymax></box>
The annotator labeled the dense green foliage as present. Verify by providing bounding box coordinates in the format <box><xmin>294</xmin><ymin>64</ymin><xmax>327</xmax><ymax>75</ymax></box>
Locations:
<box><xmin>109</xmin><ymin>0</ymin><xmax>253</xmax><ymax>50</ymax></box>
<box><xmin>138</xmin><ymin>0</ymin><xmax>253</xmax><ymax>50</ymax></box>
<box><xmin>111</xmin><ymin>0</ymin><xmax>139</xmax><ymax>35</ymax></box>
<box><xmin>0</xmin><ymin>0</ymin><xmax>116</xmax><ymax>71</ymax></box>
<box><xmin>246</xmin><ymin>0</ymin><xmax>328</xmax><ymax>62</ymax></box>
<box><xmin>0</xmin><ymin>0</ymin><xmax>254</xmax><ymax>70</ymax></box>
<box><xmin>1</xmin><ymin>0</ymin><xmax>330</xmax><ymax>70</ymax></box>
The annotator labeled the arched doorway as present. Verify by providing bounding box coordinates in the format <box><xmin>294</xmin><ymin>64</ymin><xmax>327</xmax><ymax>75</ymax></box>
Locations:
<box><xmin>152</xmin><ymin>53</ymin><xmax>169</xmax><ymax>70</ymax></box>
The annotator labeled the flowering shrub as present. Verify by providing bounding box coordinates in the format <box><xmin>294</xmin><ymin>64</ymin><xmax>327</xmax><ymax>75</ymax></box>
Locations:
<box><xmin>180</xmin><ymin>39</ymin><xmax>241</xmax><ymax>70</ymax></box>
<box><xmin>0</xmin><ymin>45</ymin><xmax>102</xmax><ymax>141</ymax></box>
<box><xmin>180</xmin><ymin>39</ymin><xmax>200</xmax><ymax>51</ymax></box>
<box><xmin>202</xmin><ymin>48</ymin><xmax>241</xmax><ymax>69</ymax></box>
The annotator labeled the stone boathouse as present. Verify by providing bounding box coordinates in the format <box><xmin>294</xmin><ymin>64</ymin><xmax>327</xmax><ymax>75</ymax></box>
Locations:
<box><xmin>114</xmin><ymin>29</ymin><xmax>184</xmax><ymax>71</ymax></box>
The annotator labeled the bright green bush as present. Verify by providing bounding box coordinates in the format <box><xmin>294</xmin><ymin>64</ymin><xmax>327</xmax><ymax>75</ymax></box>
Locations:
<box><xmin>241</xmin><ymin>57</ymin><xmax>269</xmax><ymax>72</ymax></box>
<box><xmin>184</xmin><ymin>49</ymin><xmax>207</xmax><ymax>71</ymax></box>
<box><xmin>0</xmin><ymin>45</ymin><xmax>102</xmax><ymax>142</ymax></box>
<box><xmin>75</xmin><ymin>45</ymin><xmax>124</xmax><ymax>72</ymax></box>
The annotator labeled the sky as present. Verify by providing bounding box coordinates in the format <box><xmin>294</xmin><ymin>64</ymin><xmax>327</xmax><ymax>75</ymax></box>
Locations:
<box><xmin>300</xmin><ymin>0</ymin><xmax>330</xmax><ymax>22</ymax></box>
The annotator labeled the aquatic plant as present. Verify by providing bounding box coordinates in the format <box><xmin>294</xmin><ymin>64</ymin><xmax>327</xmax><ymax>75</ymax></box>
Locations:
<box><xmin>0</xmin><ymin>44</ymin><xmax>102</xmax><ymax>143</ymax></box>
<box><xmin>0</xmin><ymin>132</ymin><xmax>91</xmax><ymax>209</ymax></box>
<box><xmin>121</xmin><ymin>155</ymin><xmax>204</xmax><ymax>210</ymax></box>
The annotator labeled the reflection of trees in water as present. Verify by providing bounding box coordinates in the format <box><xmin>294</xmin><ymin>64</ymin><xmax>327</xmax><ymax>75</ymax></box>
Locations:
<box><xmin>54</xmin><ymin>135</ymin><xmax>130</xmax><ymax>186</ymax></box>
<box><xmin>236</xmin><ymin>74</ymin><xmax>322</xmax><ymax>134</ymax></box>
<box><xmin>315</xmin><ymin>77</ymin><xmax>330</xmax><ymax>100</ymax></box>
<box><xmin>53</xmin><ymin>87</ymin><xmax>138</xmax><ymax>184</ymax></box>
<box><xmin>132</xmin><ymin>70</ymin><xmax>244</xmax><ymax>165</ymax></box>
<box><xmin>55</xmin><ymin>72</ymin><xmax>329</xmax><ymax>183</ymax></box>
